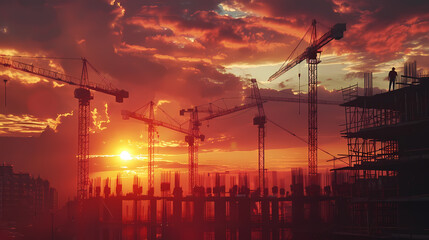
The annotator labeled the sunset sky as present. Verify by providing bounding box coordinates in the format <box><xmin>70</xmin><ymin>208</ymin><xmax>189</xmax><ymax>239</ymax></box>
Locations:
<box><xmin>1</xmin><ymin>0</ymin><xmax>428</xmax><ymax>204</ymax></box>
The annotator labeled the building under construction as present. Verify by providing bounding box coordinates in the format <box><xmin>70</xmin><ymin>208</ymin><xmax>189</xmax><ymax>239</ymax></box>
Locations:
<box><xmin>332</xmin><ymin>68</ymin><xmax>429</xmax><ymax>239</ymax></box>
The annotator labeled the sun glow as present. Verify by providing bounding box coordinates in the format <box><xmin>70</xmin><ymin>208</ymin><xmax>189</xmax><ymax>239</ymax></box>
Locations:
<box><xmin>120</xmin><ymin>151</ymin><xmax>132</xmax><ymax>161</ymax></box>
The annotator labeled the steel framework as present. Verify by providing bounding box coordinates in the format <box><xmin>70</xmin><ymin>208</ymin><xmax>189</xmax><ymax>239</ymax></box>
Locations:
<box><xmin>341</xmin><ymin>84</ymin><xmax>399</xmax><ymax>180</ymax></box>
<box><xmin>76</xmin><ymin>61</ymin><xmax>91</xmax><ymax>200</ymax></box>
<box><xmin>307</xmin><ymin>58</ymin><xmax>319</xmax><ymax>182</ymax></box>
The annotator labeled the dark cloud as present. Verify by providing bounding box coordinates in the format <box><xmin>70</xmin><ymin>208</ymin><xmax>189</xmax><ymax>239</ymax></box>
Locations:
<box><xmin>344</xmin><ymin>71</ymin><xmax>364</xmax><ymax>80</ymax></box>
<box><xmin>0</xmin><ymin>0</ymin><xmax>61</xmax><ymax>48</ymax></box>
<box><xmin>231</xmin><ymin>0</ymin><xmax>340</xmax><ymax>25</ymax></box>
<box><xmin>1</xmin><ymin>79</ymin><xmax>73</xmax><ymax>117</ymax></box>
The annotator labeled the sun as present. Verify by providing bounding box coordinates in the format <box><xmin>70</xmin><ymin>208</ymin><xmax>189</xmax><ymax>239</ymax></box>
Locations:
<box><xmin>120</xmin><ymin>151</ymin><xmax>132</xmax><ymax>161</ymax></box>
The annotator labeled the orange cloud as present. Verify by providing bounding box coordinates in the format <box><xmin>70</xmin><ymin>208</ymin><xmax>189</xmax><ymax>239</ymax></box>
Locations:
<box><xmin>114</xmin><ymin>42</ymin><xmax>156</xmax><ymax>55</ymax></box>
<box><xmin>0</xmin><ymin>111</ymin><xmax>73</xmax><ymax>136</ymax></box>
<box><xmin>0</xmin><ymin>69</ymin><xmax>46</xmax><ymax>84</ymax></box>
<box><xmin>90</xmin><ymin>103</ymin><xmax>110</xmax><ymax>133</ymax></box>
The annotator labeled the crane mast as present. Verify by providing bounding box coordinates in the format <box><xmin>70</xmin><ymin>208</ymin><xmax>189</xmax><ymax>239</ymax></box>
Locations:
<box><xmin>188</xmin><ymin>109</ymin><xmax>200</xmax><ymax>192</ymax></box>
<box><xmin>148</xmin><ymin>101</ymin><xmax>155</xmax><ymax>194</ymax></box>
<box><xmin>180</xmin><ymin>107</ymin><xmax>202</xmax><ymax>192</ymax></box>
<box><xmin>76</xmin><ymin>60</ymin><xmax>92</xmax><ymax>200</ymax></box>
<box><xmin>250</xmin><ymin>79</ymin><xmax>266</xmax><ymax>196</ymax></box>
<box><xmin>268</xmin><ymin>20</ymin><xmax>346</xmax><ymax>185</ymax></box>
<box><xmin>307</xmin><ymin>20</ymin><xmax>319</xmax><ymax>183</ymax></box>
<box><xmin>0</xmin><ymin>56</ymin><xmax>129</xmax><ymax>200</ymax></box>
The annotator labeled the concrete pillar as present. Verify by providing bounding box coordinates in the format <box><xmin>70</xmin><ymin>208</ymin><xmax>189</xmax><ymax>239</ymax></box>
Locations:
<box><xmin>230</xmin><ymin>198</ymin><xmax>238</xmax><ymax>240</ymax></box>
<box><xmin>238</xmin><ymin>197</ymin><xmax>251</xmax><ymax>240</ymax></box>
<box><xmin>149</xmin><ymin>199</ymin><xmax>157</xmax><ymax>240</ymax></box>
<box><xmin>215</xmin><ymin>198</ymin><xmax>226</xmax><ymax>240</ymax></box>
<box><xmin>134</xmin><ymin>199</ymin><xmax>139</xmax><ymax>240</ymax></box>
<box><xmin>262</xmin><ymin>198</ymin><xmax>270</xmax><ymax>240</ymax></box>
<box><xmin>272</xmin><ymin>198</ymin><xmax>279</xmax><ymax>240</ymax></box>
<box><xmin>194</xmin><ymin>197</ymin><xmax>204</xmax><ymax>240</ymax></box>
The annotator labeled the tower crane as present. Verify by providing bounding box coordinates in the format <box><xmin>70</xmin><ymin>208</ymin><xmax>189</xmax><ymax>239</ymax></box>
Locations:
<box><xmin>121</xmin><ymin>102</ymin><xmax>204</xmax><ymax>194</ymax></box>
<box><xmin>268</xmin><ymin>20</ymin><xmax>346</xmax><ymax>184</ymax></box>
<box><xmin>250</xmin><ymin>79</ymin><xmax>267</xmax><ymax>196</ymax></box>
<box><xmin>248</xmin><ymin>88</ymin><xmax>341</xmax><ymax>195</ymax></box>
<box><xmin>0</xmin><ymin>56</ymin><xmax>129</xmax><ymax>200</ymax></box>
<box><xmin>180</xmin><ymin>101</ymin><xmax>259</xmax><ymax>192</ymax></box>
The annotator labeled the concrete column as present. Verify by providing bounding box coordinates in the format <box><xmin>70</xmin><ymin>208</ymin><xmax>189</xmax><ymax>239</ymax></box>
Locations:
<box><xmin>215</xmin><ymin>198</ymin><xmax>226</xmax><ymax>240</ymax></box>
<box><xmin>262</xmin><ymin>198</ymin><xmax>270</xmax><ymax>240</ymax></box>
<box><xmin>238</xmin><ymin>197</ymin><xmax>251</xmax><ymax>240</ymax></box>
<box><xmin>272</xmin><ymin>198</ymin><xmax>279</xmax><ymax>240</ymax></box>
<box><xmin>149</xmin><ymin>199</ymin><xmax>157</xmax><ymax>240</ymax></box>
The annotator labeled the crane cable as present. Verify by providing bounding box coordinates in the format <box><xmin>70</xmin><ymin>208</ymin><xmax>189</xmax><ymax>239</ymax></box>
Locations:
<box><xmin>157</xmin><ymin>105</ymin><xmax>182</xmax><ymax>126</ymax></box>
<box><xmin>132</xmin><ymin>101</ymin><xmax>150</xmax><ymax>113</ymax></box>
<box><xmin>266</xmin><ymin>118</ymin><xmax>348</xmax><ymax>165</ymax></box>
<box><xmin>195</xmin><ymin>97</ymin><xmax>243</xmax><ymax>111</ymax></box>
<box><xmin>278</xmin><ymin>25</ymin><xmax>312</xmax><ymax>70</ymax></box>
<box><xmin>86</xmin><ymin>60</ymin><xmax>113</xmax><ymax>88</ymax></box>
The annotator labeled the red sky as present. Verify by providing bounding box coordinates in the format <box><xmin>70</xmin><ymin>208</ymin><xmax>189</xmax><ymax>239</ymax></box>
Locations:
<box><xmin>0</xmin><ymin>0</ymin><xmax>428</xmax><ymax>204</ymax></box>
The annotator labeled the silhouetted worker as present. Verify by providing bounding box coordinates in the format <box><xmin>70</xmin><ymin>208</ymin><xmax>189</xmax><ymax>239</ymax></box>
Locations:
<box><xmin>389</xmin><ymin>67</ymin><xmax>397</xmax><ymax>91</ymax></box>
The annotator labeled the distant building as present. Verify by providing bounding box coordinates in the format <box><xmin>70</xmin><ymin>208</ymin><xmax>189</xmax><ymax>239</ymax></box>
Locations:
<box><xmin>0</xmin><ymin>164</ymin><xmax>57</xmax><ymax>223</ymax></box>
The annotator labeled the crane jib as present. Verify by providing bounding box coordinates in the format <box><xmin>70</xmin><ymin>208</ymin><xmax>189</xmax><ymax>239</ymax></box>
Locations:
<box><xmin>121</xmin><ymin>110</ymin><xmax>196</xmax><ymax>137</ymax></box>
<box><xmin>0</xmin><ymin>56</ymin><xmax>129</xmax><ymax>102</ymax></box>
<box><xmin>267</xmin><ymin>22</ymin><xmax>346</xmax><ymax>82</ymax></box>
<box><xmin>332</xmin><ymin>23</ymin><xmax>346</xmax><ymax>40</ymax></box>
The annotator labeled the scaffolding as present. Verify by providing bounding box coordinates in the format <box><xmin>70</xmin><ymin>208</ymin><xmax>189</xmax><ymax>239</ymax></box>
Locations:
<box><xmin>341</xmin><ymin>84</ymin><xmax>399</xmax><ymax>181</ymax></box>
<box><xmin>336</xmin><ymin>82</ymin><xmax>403</xmax><ymax>234</ymax></box>
<box><xmin>335</xmin><ymin>67</ymin><xmax>429</xmax><ymax>237</ymax></box>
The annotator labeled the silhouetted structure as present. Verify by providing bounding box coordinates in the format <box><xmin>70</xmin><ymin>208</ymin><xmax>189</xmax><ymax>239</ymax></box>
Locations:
<box><xmin>30</xmin><ymin>66</ymin><xmax>429</xmax><ymax>240</ymax></box>
<box><xmin>58</xmin><ymin>170</ymin><xmax>340</xmax><ymax>240</ymax></box>
<box><xmin>0</xmin><ymin>164</ymin><xmax>58</xmax><ymax>239</ymax></box>
<box><xmin>334</xmin><ymin>72</ymin><xmax>429</xmax><ymax>238</ymax></box>
<box><xmin>44</xmin><ymin>72</ymin><xmax>429</xmax><ymax>240</ymax></box>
